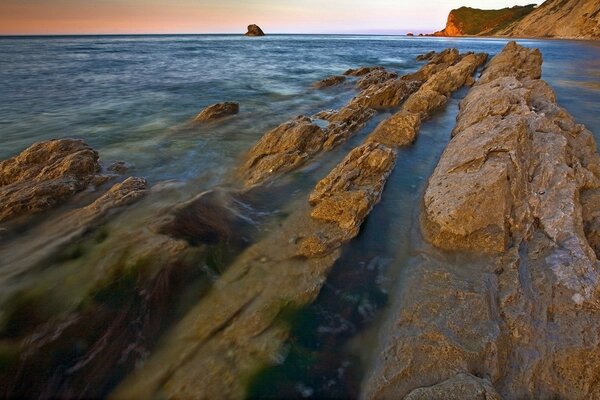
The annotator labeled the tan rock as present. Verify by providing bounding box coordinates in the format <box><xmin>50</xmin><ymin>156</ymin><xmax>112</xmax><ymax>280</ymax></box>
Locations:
<box><xmin>193</xmin><ymin>102</ymin><xmax>239</xmax><ymax>122</ymax></box>
<box><xmin>314</xmin><ymin>75</ymin><xmax>346</xmax><ymax>89</ymax></box>
<box><xmin>367</xmin><ymin>111</ymin><xmax>421</xmax><ymax>147</ymax></box>
<box><xmin>356</xmin><ymin>69</ymin><xmax>398</xmax><ymax>90</ymax></box>
<box><xmin>241</xmin><ymin>116</ymin><xmax>326</xmax><ymax>186</ymax></box>
<box><xmin>344</xmin><ymin>66</ymin><xmax>384</xmax><ymax>76</ymax></box>
<box><xmin>309</xmin><ymin>142</ymin><xmax>397</xmax><ymax>234</ymax></box>
<box><xmin>0</xmin><ymin>139</ymin><xmax>100</xmax><ymax>222</ymax></box>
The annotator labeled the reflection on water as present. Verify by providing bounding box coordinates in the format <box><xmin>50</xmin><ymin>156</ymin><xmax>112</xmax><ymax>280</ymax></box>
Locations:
<box><xmin>0</xmin><ymin>35</ymin><xmax>598</xmax><ymax>398</ymax></box>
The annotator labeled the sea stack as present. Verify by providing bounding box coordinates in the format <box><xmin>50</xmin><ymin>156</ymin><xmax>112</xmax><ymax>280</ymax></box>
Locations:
<box><xmin>245</xmin><ymin>24</ymin><xmax>265</xmax><ymax>36</ymax></box>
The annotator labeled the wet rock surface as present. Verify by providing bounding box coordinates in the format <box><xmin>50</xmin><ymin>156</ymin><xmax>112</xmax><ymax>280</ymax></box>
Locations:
<box><xmin>0</xmin><ymin>139</ymin><xmax>101</xmax><ymax>222</ymax></box>
<box><xmin>314</xmin><ymin>75</ymin><xmax>346</xmax><ymax>89</ymax></box>
<box><xmin>364</xmin><ymin>41</ymin><xmax>600</xmax><ymax>399</ymax></box>
<box><xmin>193</xmin><ymin>102</ymin><xmax>239</xmax><ymax>122</ymax></box>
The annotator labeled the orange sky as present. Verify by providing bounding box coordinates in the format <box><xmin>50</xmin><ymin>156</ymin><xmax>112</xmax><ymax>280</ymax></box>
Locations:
<box><xmin>0</xmin><ymin>0</ymin><xmax>541</xmax><ymax>35</ymax></box>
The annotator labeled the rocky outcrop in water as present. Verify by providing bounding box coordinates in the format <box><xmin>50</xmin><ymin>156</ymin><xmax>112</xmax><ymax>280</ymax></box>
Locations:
<box><xmin>0</xmin><ymin>139</ymin><xmax>101</xmax><ymax>222</ymax></box>
<box><xmin>364</xmin><ymin>41</ymin><xmax>600</xmax><ymax>399</ymax></box>
<box><xmin>245</xmin><ymin>24</ymin><xmax>265</xmax><ymax>36</ymax></box>
<box><xmin>193</xmin><ymin>102</ymin><xmax>239</xmax><ymax>122</ymax></box>
<box><xmin>314</xmin><ymin>75</ymin><xmax>346</xmax><ymax>89</ymax></box>
<box><xmin>241</xmin><ymin>50</ymin><xmax>472</xmax><ymax>187</ymax></box>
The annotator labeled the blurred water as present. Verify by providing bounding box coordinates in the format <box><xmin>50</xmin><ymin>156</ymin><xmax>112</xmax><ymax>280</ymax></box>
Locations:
<box><xmin>1</xmin><ymin>35</ymin><xmax>598</xmax><ymax>183</ymax></box>
<box><xmin>0</xmin><ymin>35</ymin><xmax>599</xmax><ymax>398</ymax></box>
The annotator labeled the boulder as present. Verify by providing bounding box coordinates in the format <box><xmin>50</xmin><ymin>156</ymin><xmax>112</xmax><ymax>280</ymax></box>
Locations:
<box><xmin>0</xmin><ymin>139</ymin><xmax>101</xmax><ymax>222</ymax></box>
<box><xmin>245</xmin><ymin>24</ymin><xmax>265</xmax><ymax>36</ymax></box>
<box><xmin>193</xmin><ymin>102</ymin><xmax>239</xmax><ymax>122</ymax></box>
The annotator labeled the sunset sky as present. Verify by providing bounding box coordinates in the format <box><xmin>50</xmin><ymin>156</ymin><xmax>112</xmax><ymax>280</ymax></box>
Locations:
<box><xmin>1</xmin><ymin>0</ymin><xmax>540</xmax><ymax>35</ymax></box>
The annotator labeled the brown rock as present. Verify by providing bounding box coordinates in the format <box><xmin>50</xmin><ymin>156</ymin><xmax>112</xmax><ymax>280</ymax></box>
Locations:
<box><xmin>193</xmin><ymin>102</ymin><xmax>239</xmax><ymax>122</ymax></box>
<box><xmin>344</xmin><ymin>66</ymin><xmax>384</xmax><ymax>76</ymax></box>
<box><xmin>0</xmin><ymin>139</ymin><xmax>100</xmax><ymax>222</ymax></box>
<box><xmin>356</xmin><ymin>69</ymin><xmax>399</xmax><ymax>90</ymax></box>
<box><xmin>369</xmin><ymin>52</ymin><xmax>488</xmax><ymax>144</ymax></box>
<box><xmin>107</xmin><ymin>160</ymin><xmax>131</xmax><ymax>174</ymax></box>
<box><xmin>477</xmin><ymin>41</ymin><xmax>541</xmax><ymax>85</ymax></box>
<box><xmin>309</xmin><ymin>142</ymin><xmax>397</xmax><ymax>234</ymax></box>
<box><xmin>367</xmin><ymin>110</ymin><xmax>421</xmax><ymax>147</ymax></box>
<box><xmin>244</xmin><ymin>24</ymin><xmax>265</xmax><ymax>36</ymax></box>
<box><xmin>84</xmin><ymin>177</ymin><xmax>147</xmax><ymax>213</ymax></box>
<box><xmin>416</xmin><ymin>50</ymin><xmax>436</xmax><ymax>61</ymax></box>
<box><xmin>313</xmin><ymin>75</ymin><xmax>346</xmax><ymax>89</ymax></box>
<box><xmin>241</xmin><ymin>116</ymin><xmax>326</xmax><ymax>186</ymax></box>
<box><xmin>314</xmin><ymin>105</ymin><xmax>376</xmax><ymax>150</ymax></box>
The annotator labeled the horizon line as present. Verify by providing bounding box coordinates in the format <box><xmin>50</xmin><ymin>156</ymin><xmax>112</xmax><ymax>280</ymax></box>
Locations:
<box><xmin>0</xmin><ymin>31</ymin><xmax>438</xmax><ymax>37</ymax></box>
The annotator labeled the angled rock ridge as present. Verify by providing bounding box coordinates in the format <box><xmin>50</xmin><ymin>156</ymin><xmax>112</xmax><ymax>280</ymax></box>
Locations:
<box><xmin>364</xmin><ymin>41</ymin><xmax>600</xmax><ymax>399</ymax></box>
<box><xmin>433</xmin><ymin>0</ymin><xmax>600</xmax><ymax>39</ymax></box>
<box><xmin>433</xmin><ymin>4</ymin><xmax>537</xmax><ymax>36</ymax></box>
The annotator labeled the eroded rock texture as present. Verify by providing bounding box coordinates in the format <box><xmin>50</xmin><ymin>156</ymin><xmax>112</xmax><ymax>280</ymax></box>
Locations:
<box><xmin>0</xmin><ymin>139</ymin><xmax>101</xmax><ymax>222</ymax></box>
<box><xmin>364</xmin><ymin>41</ymin><xmax>600</xmax><ymax>399</ymax></box>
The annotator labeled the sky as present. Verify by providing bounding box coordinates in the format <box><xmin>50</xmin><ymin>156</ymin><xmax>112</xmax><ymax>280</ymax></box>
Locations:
<box><xmin>0</xmin><ymin>0</ymin><xmax>541</xmax><ymax>35</ymax></box>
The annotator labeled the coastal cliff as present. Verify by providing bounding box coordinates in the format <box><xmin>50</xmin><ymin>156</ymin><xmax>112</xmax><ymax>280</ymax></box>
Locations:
<box><xmin>433</xmin><ymin>5</ymin><xmax>536</xmax><ymax>36</ymax></box>
<box><xmin>434</xmin><ymin>0</ymin><xmax>600</xmax><ymax>39</ymax></box>
<box><xmin>499</xmin><ymin>0</ymin><xmax>600</xmax><ymax>39</ymax></box>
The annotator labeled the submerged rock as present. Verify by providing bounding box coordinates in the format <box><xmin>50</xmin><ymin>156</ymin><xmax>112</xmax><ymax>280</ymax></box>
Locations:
<box><xmin>313</xmin><ymin>75</ymin><xmax>346</xmax><ymax>89</ymax></box>
<box><xmin>158</xmin><ymin>189</ymin><xmax>255</xmax><ymax>246</ymax></box>
<box><xmin>416</xmin><ymin>50</ymin><xmax>436</xmax><ymax>61</ymax></box>
<box><xmin>364</xmin><ymin>41</ymin><xmax>600</xmax><ymax>399</ymax></box>
<box><xmin>193</xmin><ymin>102</ymin><xmax>239</xmax><ymax>122</ymax></box>
<box><xmin>0</xmin><ymin>139</ymin><xmax>101</xmax><ymax>222</ymax></box>
<box><xmin>343</xmin><ymin>66</ymin><xmax>384</xmax><ymax>76</ymax></box>
<box><xmin>245</xmin><ymin>24</ymin><xmax>265</xmax><ymax>36</ymax></box>
<box><xmin>107</xmin><ymin>160</ymin><xmax>132</xmax><ymax>174</ymax></box>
